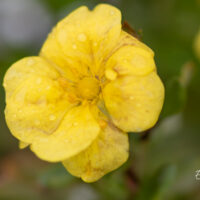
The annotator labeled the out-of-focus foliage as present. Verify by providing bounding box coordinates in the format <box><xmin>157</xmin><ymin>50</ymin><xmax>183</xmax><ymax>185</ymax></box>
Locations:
<box><xmin>194</xmin><ymin>29</ymin><xmax>200</xmax><ymax>60</ymax></box>
<box><xmin>0</xmin><ymin>0</ymin><xmax>200</xmax><ymax>199</ymax></box>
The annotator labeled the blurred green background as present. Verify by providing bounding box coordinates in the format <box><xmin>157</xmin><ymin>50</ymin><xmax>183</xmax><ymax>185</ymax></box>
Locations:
<box><xmin>0</xmin><ymin>0</ymin><xmax>200</xmax><ymax>199</ymax></box>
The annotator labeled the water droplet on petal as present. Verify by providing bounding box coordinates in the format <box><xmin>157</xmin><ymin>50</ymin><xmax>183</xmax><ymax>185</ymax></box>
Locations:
<box><xmin>58</xmin><ymin>30</ymin><xmax>67</xmax><ymax>43</ymax></box>
<box><xmin>129</xmin><ymin>96</ymin><xmax>134</xmax><ymax>100</ymax></box>
<box><xmin>72</xmin><ymin>44</ymin><xmax>77</xmax><ymax>49</ymax></box>
<box><xmin>73</xmin><ymin>122</ymin><xmax>78</xmax><ymax>126</ymax></box>
<box><xmin>49</xmin><ymin>115</ymin><xmax>56</xmax><ymax>121</ymax></box>
<box><xmin>36</xmin><ymin>78</ymin><xmax>42</xmax><ymax>84</ymax></box>
<box><xmin>35</xmin><ymin>120</ymin><xmax>40</xmax><ymax>125</ymax></box>
<box><xmin>46</xmin><ymin>85</ymin><xmax>51</xmax><ymax>90</ymax></box>
<box><xmin>78</xmin><ymin>33</ymin><xmax>86</xmax><ymax>42</ymax></box>
<box><xmin>27</xmin><ymin>59</ymin><xmax>35</xmax><ymax>66</ymax></box>
<box><xmin>110</xmin><ymin>10</ymin><xmax>115</xmax><ymax>15</ymax></box>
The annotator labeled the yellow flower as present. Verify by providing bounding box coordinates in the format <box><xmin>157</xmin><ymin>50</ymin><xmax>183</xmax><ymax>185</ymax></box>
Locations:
<box><xmin>194</xmin><ymin>29</ymin><xmax>200</xmax><ymax>61</ymax></box>
<box><xmin>3</xmin><ymin>4</ymin><xmax>164</xmax><ymax>182</ymax></box>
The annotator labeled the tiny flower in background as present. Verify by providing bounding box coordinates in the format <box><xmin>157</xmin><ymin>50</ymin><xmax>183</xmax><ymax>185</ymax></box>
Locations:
<box><xmin>194</xmin><ymin>28</ymin><xmax>200</xmax><ymax>61</ymax></box>
<box><xmin>3</xmin><ymin>4</ymin><xmax>164</xmax><ymax>182</ymax></box>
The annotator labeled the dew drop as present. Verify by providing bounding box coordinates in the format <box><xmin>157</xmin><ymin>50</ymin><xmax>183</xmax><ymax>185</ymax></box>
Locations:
<box><xmin>41</xmin><ymin>138</ymin><xmax>48</xmax><ymax>142</ymax></box>
<box><xmin>129</xmin><ymin>96</ymin><xmax>134</xmax><ymax>100</ymax></box>
<box><xmin>46</xmin><ymin>85</ymin><xmax>51</xmax><ymax>90</ymax></box>
<box><xmin>35</xmin><ymin>120</ymin><xmax>40</xmax><ymax>125</ymax></box>
<box><xmin>49</xmin><ymin>115</ymin><xmax>56</xmax><ymax>121</ymax></box>
<box><xmin>78</xmin><ymin>33</ymin><xmax>86</xmax><ymax>42</ymax></box>
<box><xmin>58</xmin><ymin>30</ymin><xmax>67</xmax><ymax>43</ymax></box>
<box><xmin>147</xmin><ymin>91</ymin><xmax>153</xmax><ymax>98</ymax></box>
<box><xmin>36</xmin><ymin>78</ymin><xmax>42</xmax><ymax>84</ymax></box>
<box><xmin>73</xmin><ymin>122</ymin><xmax>78</xmax><ymax>126</ymax></box>
<box><xmin>72</xmin><ymin>44</ymin><xmax>77</xmax><ymax>49</ymax></box>
<box><xmin>110</xmin><ymin>10</ymin><xmax>115</xmax><ymax>15</ymax></box>
<box><xmin>27</xmin><ymin>59</ymin><xmax>35</xmax><ymax>66</ymax></box>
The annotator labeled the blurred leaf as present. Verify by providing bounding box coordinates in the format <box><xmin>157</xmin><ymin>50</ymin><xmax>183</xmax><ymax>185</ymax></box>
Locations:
<box><xmin>135</xmin><ymin>165</ymin><xmax>177</xmax><ymax>200</ymax></box>
<box><xmin>161</xmin><ymin>61</ymin><xmax>194</xmax><ymax>119</ymax></box>
<box><xmin>37</xmin><ymin>163</ymin><xmax>74</xmax><ymax>188</ymax></box>
<box><xmin>67</xmin><ymin>184</ymin><xmax>98</xmax><ymax>200</ymax></box>
<box><xmin>161</xmin><ymin>77</ymin><xmax>186</xmax><ymax>119</ymax></box>
<box><xmin>0</xmin><ymin>181</ymin><xmax>43</xmax><ymax>200</ymax></box>
<box><xmin>41</xmin><ymin>0</ymin><xmax>75</xmax><ymax>11</ymax></box>
<box><xmin>95</xmin><ymin>171</ymin><xmax>130</xmax><ymax>200</ymax></box>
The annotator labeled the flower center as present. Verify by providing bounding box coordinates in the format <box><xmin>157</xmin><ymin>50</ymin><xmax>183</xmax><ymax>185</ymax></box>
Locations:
<box><xmin>77</xmin><ymin>77</ymin><xmax>100</xmax><ymax>100</ymax></box>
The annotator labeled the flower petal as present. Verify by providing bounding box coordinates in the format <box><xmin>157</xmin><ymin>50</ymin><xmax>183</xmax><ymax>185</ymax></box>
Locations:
<box><xmin>62</xmin><ymin>121</ymin><xmax>129</xmax><ymax>183</ymax></box>
<box><xmin>31</xmin><ymin>105</ymin><xmax>100</xmax><ymax>162</ymax></box>
<box><xmin>40</xmin><ymin>4</ymin><xmax>121</xmax><ymax>78</ymax></box>
<box><xmin>105</xmin><ymin>31</ymin><xmax>155</xmax><ymax>77</ymax></box>
<box><xmin>115</xmin><ymin>31</ymin><xmax>154</xmax><ymax>55</ymax></box>
<box><xmin>3</xmin><ymin>57</ymin><xmax>60</xmax><ymax>100</ymax></box>
<box><xmin>19</xmin><ymin>141</ymin><xmax>29</xmax><ymax>149</ymax></box>
<box><xmin>103</xmin><ymin>72</ymin><xmax>164</xmax><ymax>132</ymax></box>
<box><xmin>4</xmin><ymin>57</ymin><xmax>75</xmax><ymax>143</ymax></box>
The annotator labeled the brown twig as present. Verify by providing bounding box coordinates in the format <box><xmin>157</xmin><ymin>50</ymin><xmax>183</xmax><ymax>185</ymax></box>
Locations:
<box><xmin>122</xmin><ymin>21</ymin><xmax>142</xmax><ymax>40</ymax></box>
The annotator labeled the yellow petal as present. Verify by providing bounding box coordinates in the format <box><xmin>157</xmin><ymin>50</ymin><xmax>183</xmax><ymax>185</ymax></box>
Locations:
<box><xmin>105</xmin><ymin>31</ymin><xmax>155</xmax><ymax>77</ymax></box>
<box><xmin>114</xmin><ymin>31</ymin><xmax>154</xmax><ymax>56</ymax></box>
<box><xmin>40</xmin><ymin>28</ymin><xmax>79</xmax><ymax>82</ymax></box>
<box><xmin>103</xmin><ymin>72</ymin><xmax>164</xmax><ymax>132</ymax></box>
<box><xmin>3</xmin><ymin>57</ymin><xmax>60</xmax><ymax>101</ymax></box>
<box><xmin>40</xmin><ymin>4</ymin><xmax>121</xmax><ymax>78</ymax></box>
<box><xmin>63</xmin><ymin>121</ymin><xmax>129</xmax><ymax>183</ymax></box>
<box><xmin>19</xmin><ymin>141</ymin><xmax>29</xmax><ymax>149</ymax></box>
<box><xmin>4</xmin><ymin>57</ymin><xmax>74</xmax><ymax>143</ymax></box>
<box><xmin>105</xmin><ymin>45</ymin><xmax>155</xmax><ymax>77</ymax></box>
<box><xmin>30</xmin><ymin>105</ymin><xmax>100</xmax><ymax>162</ymax></box>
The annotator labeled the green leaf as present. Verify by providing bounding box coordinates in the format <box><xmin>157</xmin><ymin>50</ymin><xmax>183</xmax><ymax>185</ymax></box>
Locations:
<box><xmin>161</xmin><ymin>77</ymin><xmax>186</xmax><ymax>119</ymax></box>
<box><xmin>37</xmin><ymin>163</ymin><xmax>74</xmax><ymax>188</ymax></box>
<box><xmin>135</xmin><ymin>165</ymin><xmax>177</xmax><ymax>200</ymax></box>
<box><xmin>42</xmin><ymin>0</ymin><xmax>73</xmax><ymax>11</ymax></box>
<box><xmin>161</xmin><ymin>62</ymin><xmax>194</xmax><ymax>119</ymax></box>
<box><xmin>95</xmin><ymin>171</ymin><xmax>130</xmax><ymax>200</ymax></box>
